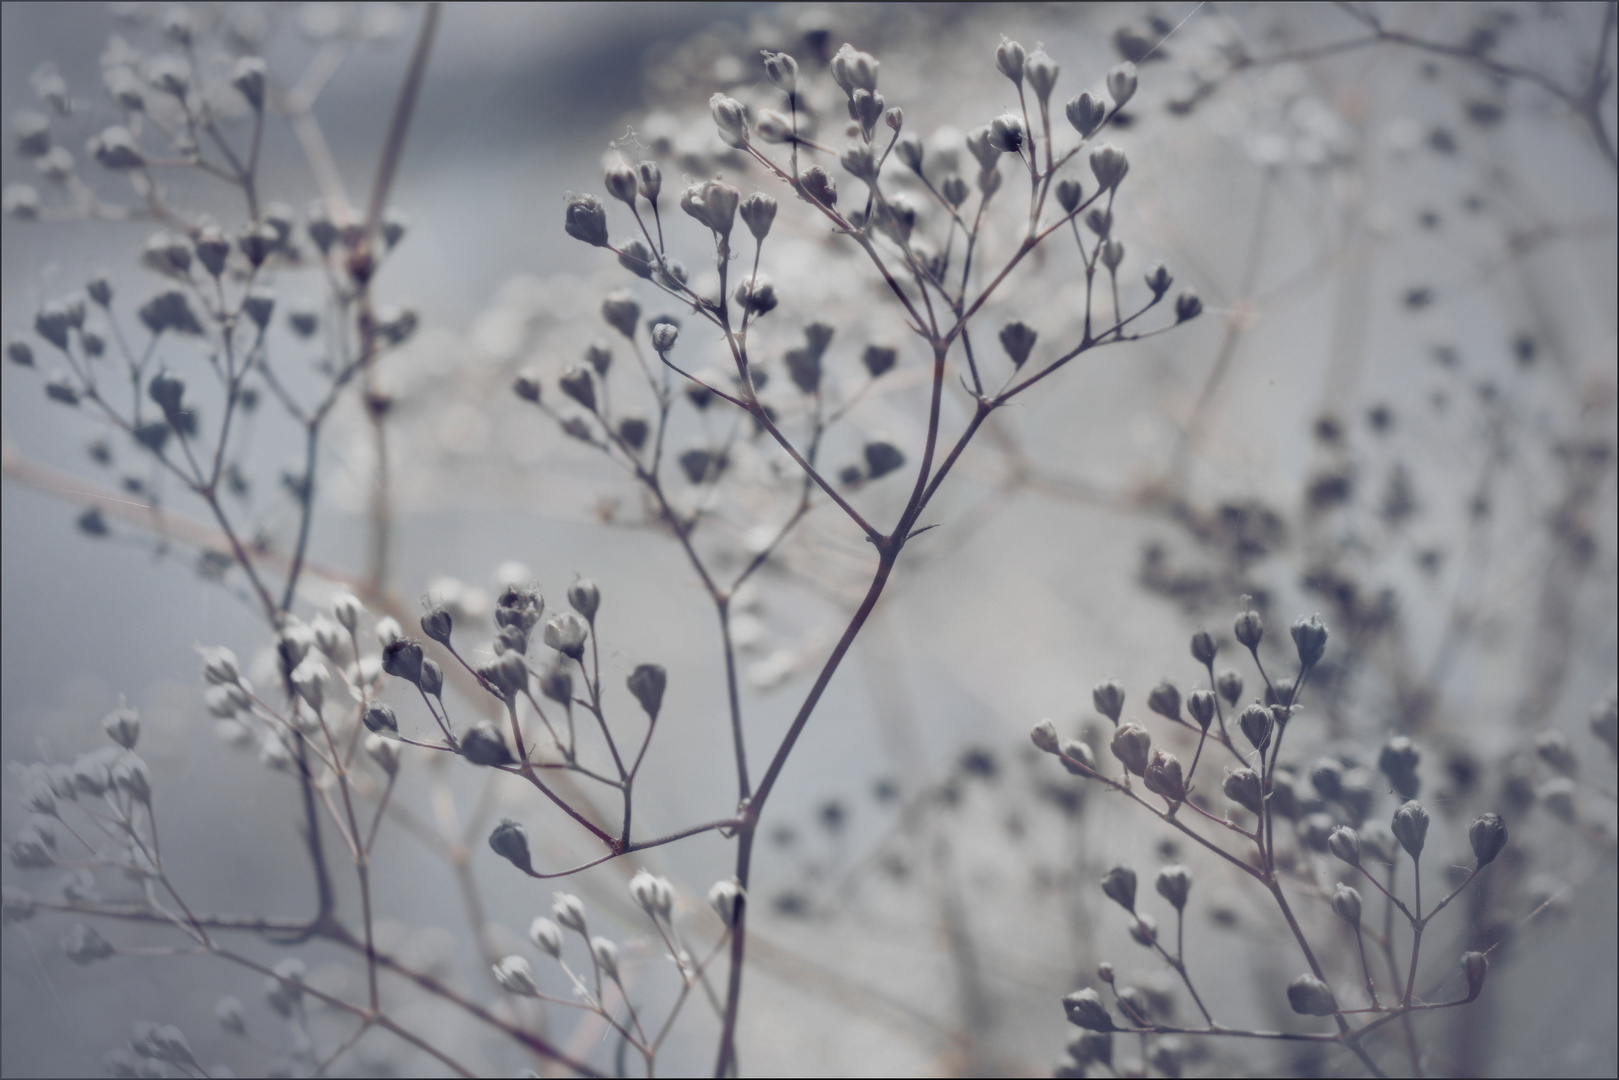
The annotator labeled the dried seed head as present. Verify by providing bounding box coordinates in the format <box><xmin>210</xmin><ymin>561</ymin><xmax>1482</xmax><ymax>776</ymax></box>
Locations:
<box><xmin>896</xmin><ymin>133</ymin><xmax>924</xmax><ymax>173</ymax></box>
<box><xmin>605</xmin><ymin>162</ymin><xmax>637</xmax><ymax>205</ymax></box>
<box><xmin>1100</xmin><ymin>238</ymin><xmax>1125</xmax><ymax>270</ymax></box>
<box><xmin>564</xmin><ymin>193</ymin><xmax>609</xmax><ymax>247</ymax></box>
<box><xmin>560</xmin><ymin>366</ymin><xmax>597</xmax><ymax>411</ymax></box>
<box><xmin>740</xmin><ymin>192</ymin><xmax>778</xmax><ymax>240</ymax></box>
<box><xmin>201</xmin><ymin>646</ymin><xmax>241</xmax><ymax>686</ymax></box>
<box><xmin>1223</xmin><ymin>766</ymin><xmax>1263</xmax><ymax>815</ymax></box>
<box><xmin>1059</xmin><ymin>739</ymin><xmax>1096</xmax><ymax>776</ymax></box>
<box><xmin>230</xmin><ymin>56</ymin><xmax>266</xmax><ymax>110</ymax></box>
<box><xmin>1093</xmin><ymin>679</ymin><xmax>1125</xmax><ymax>723</ymax></box>
<box><xmin>420</xmin><ymin>605</ymin><xmax>453</xmax><ymax>645</ymax></box>
<box><xmin>1391</xmin><ymin>800</ymin><xmax>1430</xmax><ymax>860</ymax></box>
<box><xmin>651</xmin><ymin>322</ymin><xmax>679</xmax><ymax>352</ymax></box>
<box><xmin>419</xmin><ymin>658</ymin><xmax>444</xmax><ymax>698</ymax></box>
<box><xmin>762</xmin><ymin>51</ymin><xmax>798</xmax><ymax>94</ymax></box>
<box><xmin>489</xmin><ymin>819</ymin><xmax>532</xmax><ymax>873</ymax></box>
<box><xmin>630</xmin><ymin>869</ymin><xmax>675</xmax><ymax>920</ymax></box>
<box><xmin>381</xmin><ymin>637</ymin><xmax>425</xmax><ymax>685</ymax></box>
<box><xmin>710</xmin><ymin>93</ymin><xmax>749</xmax><ymax>148</ymax></box>
<box><xmin>1332</xmin><ymin>883</ymin><xmax>1363</xmax><ymax>926</ymax></box>
<box><xmin>636</xmin><ymin>160</ymin><xmax>662</xmax><ymax>202</ymax></box>
<box><xmin>1328</xmin><ymin>825</ymin><xmax>1360</xmax><ymax>866</ymax></box>
<box><xmin>1031</xmin><ymin>718</ymin><xmax>1061</xmax><ymax>754</ymax></box>
<box><xmin>1379</xmin><ymin>736</ymin><xmax>1421</xmax><ymax>799</ymax></box>
<box><xmin>830</xmin><ymin>44</ymin><xmax>879</xmax><ymax>95</ymax></box>
<box><xmin>1089</xmin><ymin>144</ymin><xmax>1129</xmax><ymax>190</ymax></box>
<box><xmin>362</xmin><ymin>702</ymin><xmax>398</xmax><ymax>735</ymax></box>
<box><xmin>1287</xmin><ymin>975</ymin><xmax>1337</xmax><ymax>1016</ymax></box>
<box><xmin>366</xmin><ymin>735</ymin><xmax>399</xmax><ymax>775</ymax></box>
<box><xmin>1187</xmin><ymin>689</ymin><xmax>1216</xmax><ymax>729</ymax></box>
<box><xmin>1155</xmin><ymin>865</ymin><xmax>1191</xmax><ymax>910</ymax></box>
<box><xmin>988</xmin><ymin>113</ymin><xmax>1026</xmax><ymax>154</ymax></box>
<box><xmin>998</xmin><ymin>321</ymin><xmax>1037</xmax><ymax>367</ymax></box>
<box><xmin>996</xmin><ymin>39</ymin><xmax>1026</xmax><ymax>84</ymax></box>
<box><xmin>1190</xmin><ymin>630</ymin><xmax>1217</xmax><ymax>666</ymax></box>
<box><xmin>1469</xmin><ymin>812</ymin><xmax>1508</xmax><ymax>866</ymax></box>
<box><xmin>1026</xmin><ymin>50</ymin><xmax>1060</xmax><ymax>102</ymax></box>
<box><xmin>1100</xmin><ymin>865</ymin><xmax>1137</xmax><ymax>911</ymax></box>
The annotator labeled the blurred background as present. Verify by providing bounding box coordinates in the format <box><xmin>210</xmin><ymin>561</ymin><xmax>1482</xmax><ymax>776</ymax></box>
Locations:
<box><xmin>3</xmin><ymin>3</ymin><xmax>1615</xmax><ymax>1076</ymax></box>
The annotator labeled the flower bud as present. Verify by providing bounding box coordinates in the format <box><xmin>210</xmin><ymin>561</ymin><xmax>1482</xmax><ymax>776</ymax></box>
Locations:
<box><xmin>543</xmin><ymin>613</ymin><xmax>589</xmax><ymax>660</ymax></box>
<box><xmin>1223</xmin><ymin>767</ymin><xmax>1263</xmax><ymax>815</ymax></box>
<box><xmin>895</xmin><ymin>133</ymin><xmax>924</xmax><ymax>174</ymax></box>
<box><xmin>996</xmin><ymin>39</ymin><xmax>1026</xmax><ymax>84</ymax></box>
<box><xmin>1129</xmin><ymin>912</ymin><xmax>1158</xmax><ymax>947</ymax></box>
<box><xmin>1059</xmin><ymin>739</ymin><xmax>1096</xmax><ymax>776</ymax></box>
<box><xmin>1089</xmin><ymin>144</ymin><xmax>1129</xmax><ymax>191</ymax></box>
<box><xmin>1026</xmin><ymin>50</ymin><xmax>1060</xmax><ymax>103</ymax></box>
<box><xmin>1332</xmin><ymin>883</ymin><xmax>1362</xmax><ymax>926</ymax></box>
<box><xmin>1239</xmin><ymin>703</ymin><xmax>1272</xmax><ymax>752</ymax></box>
<box><xmin>201</xmin><ymin>646</ymin><xmax>241</xmax><ymax>686</ymax></box>
<box><xmin>605</xmin><ymin>162</ymin><xmax>637</xmax><ymax>205</ymax></box>
<box><xmin>1147</xmin><ymin>679</ymin><xmax>1181</xmax><ymax>721</ymax></box>
<box><xmin>362</xmin><ymin>702</ymin><xmax>398</xmax><ymax>735</ymax></box>
<box><xmin>590</xmin><ymin>936</ymin><xmax>620</xmax><ymax>980</ymax></box>
<box><xmin>1286</xmin><ymin>974</ymin><xmax>1337</xmax><ymax>1016</ymax></box>
<box><xmin>1093</xmin><ymin>679</ymin><xmax>1125</xmax><ymax>723</ymax></box>
<box><xmin>1015</xmin><ymin>719</ymin><xmax>1058</xmax><ymax>758</ymax></box>
<box><xmin>848</xmin><ymin>89</ymin><xmax>884</xmax><ymax>134</ymax></box>
<box><xmin>755</xmin><ymin>109</ymin><xmax>792</xmax><ymax>143</ymax></box>
<box><xmin>489</xmin><ymin>819</ymin><xmax>532</xmax><ymax>873</ymax></box>
<box><xmin>762</xmin><ymin>51</ymin><xmax>798</xmax><ymax>94</ymax></box>
<box><xmin>1107</xmin><ymin>63</ymin><xmax>1138</xmax><ymax>108</ymax></box>
<box><xmin>735</xmin><ymin>275</ymin><xmax>779</xmax><ymax>316</ymax></box>
<box><xmin>103</xmin><ymin>706</ymin><xmax>140</xmax><ymax>750</ymax></box>
<box><xmin>1461</xmin><ymin>951</ymin><xmax>1488</xmax><ymax>999</ymax></box>
<box><xmin>1055</xmin><ymin>177</ymin><xmax>1083</xmax><ymax>213</ymax></box>
<box><xmin>564</xmin><ymin>579</ymin><xmax>600</xmax><ymax>622</ymax></box>
<box><xmin>290</xmin><ymin>658</ymin><xmax>326</xmax><ymax>711</ymax></box>
<box><xmin>418</xmin><ymin>658</ymin><xmax>443</xmax><ymax>698</ymax></box>
<box><xmin>709</xmin><ymin>879</ymin><xmax>743</xmax><ymax>926</ymax></box>
<box><xmin>1155</xmin><ymin>865</ymin><xmax>1191</xmax><ymax>910</ymax></box>
<box><xmin>625</xmin><ymin>663</ymin><xmax>667</xmax><ymax>719</ymax></box>
<box><xmin>89</xmin><ymin>126</ymin><xmax>144</xmax><ymax>170</ymax></box>
<box><xmin>651</xmin><ymin>322</ymin><xmax>679</xmax><ymax>352</ymax></box>
<box><xmin>1469</xmin><ymin>812</ymin><xmax>1507</xmax><ymax>866</ymax></box>
<box><xmin>420</xmin><ymin>605</ymin><xmax>453</xmax><ymax>646</ymax></box>
<box><xmin>1291</xmin><ymin>614</ymin><xmax>1329</xmax><ymax>667</ymax></box>
<box><xmin>1143</xmin><ymin>749</ymin><xmax>1186</xmax><ymax>805</ymax></box>
<box><xmin>215</xmin><ymin>996</ymin><xmax>246</xmax><ymax>1037</ymax></box>
<box><xmin>630</xmin><ymin>869</ymin><xmax>674</xmax><ymax>920</ymax></box>
<box><xmin>1111</xmin><ymin>721</ymin><xmax>1152</xmax><ymax>776</ymax></box>
<box><xmin>1187</xmin><ymin>631</ymin><xmax>1217</xmax><ymax>668</ymax></box>
<box><xmin>366</xmin><ymin>734</ymin><xmax>400</xmax><ymax>775</ymax></box>
<box><xmin>1175</xmin><ymin>290</ymin><xmax>1203</xmax><ymax>322</ymax></box>
<box><xmin>1066</xmin><ymin>92</ymin><xmax>1107</xmax><ymax>138</ymax></box>
<box><xmin>148</xmin><ymin>369</ymin><xmax>185</xmax><ymax>417</ymax></box>
<box><xmin>1391</xmin><ymin>800</ymin><xmax>1429</xmax><ymax>860</ymax></box>
<box><xmin>381</xmin><ymin>637</ymin><xmax>424</xmax><ymax>685</ymax></box>
<box><xmin>997</xmin><ymin>321</ymin><xmax>1037</xmax><ymax>368</ymax></box>
<box><xmin>1101</xmin><ymin>865</ymin><xmax>1137</xmax><ymax>911</ymax></box>
<box><xmin>988</xmin><ymin>113</ymin><xmax>1025</xmax><ymax>154</ymax></box>
<box><xmin>710</xmin><ymin>93</ymin><xmax>749</xmax><ymax>148</ymax></box>
<box><xmin>739</xmin><ymin>192</ymin><xmax>777</xmax><ymax>240</ymax></box>
<box><xmin>1186</xmin><ymin>689</ymin><xmax>1216</xmax><ymax>730</ymax></box>
<box><xmin>62</xmin><ymin>923</ymin><xmax>115</xmax><ymax>964</ymax></box>
<box><xmin>1379</xmin><ymin>737</ymin><xmax>1421</xmax><ymax>799</ymax></box>
<box><xmin>560</xmin><ymin>366</ymin><xmax>597</xmax><ymax>412</ymax></box>
<box><xmin>529</xmin><ymin>916</ymin><xmax>563</xmax><ymax>957</ymax></box>
<box><xmin>830</xmin><ymin>44</ymin><xmax>879</xmax><ymax>95</ymax></box>
<box><xmin>1100</xmin><ymin>238</ymin><xmax>1125</xmax><ymax>271</ymax></box>
<box><xmin>940</xmin><ymin>174</ymin><xmax>969</xmax><ymax>207</ymax></box>
<box><xmin>1234</xmin><ymin>608</ymin><xmax>1264</xmax><ymax>649</ymax></box>
<box><xmin>1062</xmin><ymin>988</ymin><xmax>1114</xmax><ymax>1031</ymax></box>
<box><xmin>492</xmin><ymin>955</ymin><xmax>539</xmax><ymax>996</ymax></box>
<box><xmin>6</xmin><ymin>338</ymin><xmax>34</xmax><ymax>367</ymax></box>
<box><xmin>564</xmin><ymin>193</ymin><xmax>609</xmax><ymax>247</ymax></box>
<box><xmin>1328</xmin><ymin>825</ymin><xmax>1360</xmax><ymax>866</ymax></box>
<box><xmin>602</xmin><ymin>292</ymin><xmax>640</xmax><ymax>338</ymax></box>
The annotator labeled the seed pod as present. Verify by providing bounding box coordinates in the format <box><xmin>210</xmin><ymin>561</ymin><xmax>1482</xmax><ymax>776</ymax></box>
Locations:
<box><xmin>1093</xmin><ymin>679</ymin><xmax>1125</xmax><ymax>723</ymax></box>
<box><xmin>1190</xmin><ymin>630</ymin><xmax>1217</xmax><ymax>666</ymax></box>
<box><xmin>564</xmin><ymin>194</ymin><xmax>608</xmax><ymax>247</ymax></box>
<box><xmin>1332</xmin><ymin>883</ymin><xmax>1362</xmax><ymax>926</ymax></box>
<box><xmin>1111</xmin><ymin>721</ymin><xmax>1151</xmax><ymax>775</ymax></box>
<box><xmin>1469</xmin><ymin>812</ymin><xmax>1507</xmax><ymax>866</ymax></box>
<box><xmin>1145</xmin><ymin>263</ymin><xmax>1174</xmax><ymax>298</ymax></box>
<box><xmin>1239</xmin><ymin>703</ymin><xmax>1272</xmax><ymax>752</ymax></box>
<box><xmin>1391</xmin><ymin>800</ymin><xmax>1429</xmax><ymax>860</ymax></box>
<box><xmin>1286</xmin><ymin>974</ymin><xmax>1337</xmax><ymax>1016</ymax></box>
<box><xmin>651</xmin><ymin>322</ymin><xmax>679</xmax><ymax>352</ymax></box>
<box><xmin>362</xmin><ymin>702</ymin><xmax>398</xmax><ymax>735</ymax></box>
<box><xmin>366</xmin><ymin>735</ymin><xmax>399</xmax><ymax>775</ymax></box>
<box><xmin>799</xmin><ymin>165</ymin><xmax>837</xmax><ymax>208</ymax></box>
<box><xmin>1100</xmin><ymin>865</ymin><xmax>1136</xmax><ymax>912</ymax></box>
<box><xmin>1379</xmin><ymin>736</ymin><xmax>1421</xmax><ymax>799</ymax></box>
<box><xmin>996</xmin><ymin>39</ymin><xmax>1026</xmax><ymax>84</ymax></box>
<box><xmin>1069</xmin><ymin>1030</ymin><xmax>1112</xmax><ymax>1066</ymax></box>
<box><xmin>710</xmin><ymin>93</ymin><xmax>749</xmax><ymax>147</ymax></box>
<box><xmin>1155</xmin><ymin>865</ymin><xmax>1191</xmax><ymax>910</ymax></box>
<box><xmin>381</xmin><ymin>638</ymin><xmax>424</xmax><ymax>685</ymax></box>
<box><xmin>988</xmin><ymin>113</ymin><xmax>1025</xmax><ymax>154</ymax></box>
<box><xmin>489</xmin><ymin>819</ymin><xmax>532</xmax><ymax>873</ymax></box>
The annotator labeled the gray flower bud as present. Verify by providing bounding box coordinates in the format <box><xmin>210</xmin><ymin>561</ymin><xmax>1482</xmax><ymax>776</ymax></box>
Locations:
<box><xmin>1026</xmin><ymin>50</ymin><xmax>1060</xmax><ymax>103</ymax></box>
<box><xmin>489</xmin><ymin>818</ymin><xmax>532</xmax><ymax>873</ymax></box>
<box><xmin>418</xmin><ymin>658</ymin><xmax>443</xmax><ymax>698</ymax></box>
<box><xmin>1066</xmin><ymin>92</ymin><xmax>1106</xmax><ymax>137</ymax></box>
<box><xmin>602</xmin><ymin>292</ymin><xmax>640</xmax><ymax>338</ymax></box>
<box><xmin>1059</xmin><ymin>738</ymin><xmax>1096</xmax><ymax>776</ymax></box>
<box><xmin>381</xmin><ymin>637</ymin><xmax>424</xmax><ymax>685</ymax></box>
<box><xmin>493</xmin><ymin>955</ymin><xmax>539</xmax><ymax>996</ymax></box>
<box><xmin>103</xmin><ymin>706</ymin><xmax>140</xmax><ymax>750</ymax></box>
<box><xmin>998</xmin><ymin>321</ymin><xmax>1037</xmax><ymax>367</ymax></box>
<box><xmin>544</xmin><ymin>613</ymin><xmax>589</xmax><ymax>660</ymax></box>
<box><xmin>62</xmin><ymin>922</ymin><xmax>115</xmax><ymax>964</ymax></box>
<box><xmin>1234</xmin><ymin>608</ymin><xmax>1264</xmax><ymax>649</ymax></box>
<box><xmin>1107</xmin><ymin>63</ymin><xmax>1138</xmax><ymax>108</ymax></box>
<box><xmin>1461</xmin><ymin>951</ymin><xmax>1488</xmax><ymax>999</ymax></box>
<box><xmin>1328</xmin><ymin>825</ymin><xmax>1360</xmax><ymax>866</ymax></box>
<box><xmin>627</xmin><ymin>663</ymin><xmax>666</xmax><ymax>719</ymax></box>
<box><xmin>1175</xmin><ymin>290</ymin><xmax>1203</xmax><ymax>322</ymax></box>
<box><xmin>590</xmin><ymin>936</ymin><xmax>620</xmax><ymax>980</ymax></box>
<box><xmin>708</xmin><ymin>879</ymin><xmax>742</xmax><ymax>926</ymax></box>
<box><xmin>564</xmin><ymin>193</ymin><xmax>609</xmax><ymax>247</ymax></box>
<box><xmin>362</xmin><ymin>702</ymin><xmax>398</xmax><ymax>735</ymax></box>
<box><xmin>230</xmin><ymin>56</ymin><xmax>267</xmax><ymax>110</ymax></box>
<box><xmin>1129</xmin><ymin>912</ymin><xmax>1158</xmax><ymax>947</ymax></box>
<box><xmin>529</xmin><ymin>916</ymin><xmax>563</xmax><ymax>957</ymax></box>
<box><xmin>1143</xmin><ymin>749</ymin><xmax>1186</xmax><ymax>805</ymax></box>
<box><xmin>762</xmin><ymin>51</ymin><xmax>798</xmax><ymax>94</ymax></box>
<box><xmin>1391</xmin><ymin>800</ymin><xmax>1429</xmax><ymax>860</ymax></box>
<box><xmin>1239</xmin><ymin>703</ymin><xmax>1272</xmax><ymax>752</ymax></box>
<box><xmin>1187</xmin><ymin>689</ymin><xmax>1216</xmax><ymax>729</ymax></box>
<box><xmin>830</xmin><ymin>44</ymin><xmax>879</xmax><ymax>95</ymax></box>
<box><xmin>605</xmin><ymin>162</ymin><xmax>637</xmax><ymax>205</ymax></box>
<box><xmin>651</xmin><ymin>322</ymin><xmax>679</xmax><ymax>352</ymax></box>
<box><xmin>1031</xmin><ymin>718</ymin><xmax>1060</xmax><ymax>753</ymax></box>
<box><xmin>988</xmin><ymin>113</ymin><xmax>1025</xmax><ymax>154</ymax></box>
<box><xmin>1062</xmin><ymin>988</ymin><xmax>1114</xmax><ymax>1031</ymax></box>
<box><xmin>710</xmin><ymin>93</ymin><xmax>749</xmax><ymax>148</ymax></box>
<box><xmin>1332</xmin><ymin>883</ymin><xmax>1362</xmax><ymax>926</ymax></box>
<box><xmin>1469</xmin><ymin>812</ymin><xmax>1507</xmax><ymax>866</ymax></box>
<box><xmin>1055</xmin><ymin>177</ymin><xmax>1084</xmax><ymax>213</ymax></box>
<box><xmin>1101</xmin><ymin>865</ymin><xmax>1137</xmax><ymax>911</ymax></box>
<box><xmin>214</xmin><ymin>996</ymin><xmax>246</xmax><ymax>1036</ymax></box>
<box><xmin>739</xmin><ymin>192</ymin><xmax>777</xmax><ymax>240</ymax></box>
<box><xmin>365</xmin><ymin>734</ymin><xmax>400</xmax><ymax>775</ymax></box>
<box><xmin>1223</xmin><ymin>766</ymin><xmax>1263</xmax><ymax>815</ymax></box>
<box><xmin>1111</xmin><ymin>721</ymin><xmax>1152</xmax><ymax>776</ymax></box>
<box><xmin>1155</xmin><ymin>865</ymin><xmax>1191</xmax><ymax>910</ymax></box>
<box><xmin>1291</xmin><ymin>614</ymin><xmax>1329</xmax><ymax>667</ymax></box>
<box><xmin>1286</xmin><ymin>974</ymin><xmax>1337</xmax><ymax>1016</ymax></box>
<box><xmin>1147</xmin><ymin>679</ymin><xmax>1181</xmax><ymax>721</ymax></box>
<box><xmin>1093</xmin><ymin>679</ymin><xmax>1125</xmax><ymax>723</ymax></box>
<box><xmin>996</xmin><ymin>39</ymin><xmax>1026</xmax><ymax>84</ymax></box>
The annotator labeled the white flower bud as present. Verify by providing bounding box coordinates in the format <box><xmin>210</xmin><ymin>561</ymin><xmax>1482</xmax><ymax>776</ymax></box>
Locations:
<box><xmin>365</xmin><ymin>734</ymin><xmax>400</xmax><ymax>775</ymax></box>
<box><xmin>553</xmin><ymin>892</ymin><xmax>588</xmax><ymax>933</ymax></box>
<box><xmin>493</xmin><ymin>955</ymin><xmax>539</xmax><ymax>996</ymax></box>
<box><xmin>1107</xmin><ymin>63</ymin><xmax>1138</xmax><ymax>108</ymax></box>
<box><xmin>1030</xmin><ymin>718</ymin><xmax>1060</xmax><ymax>753</ymax></box>
<box><xmin>709</xmin><ymin>879</ymin><xmax>743</xmax><ymax>926</ymax></box>
<box><xmin>201</xmin><ymin>646</ymin><xmax>241</xmax><ymax>686</ymax></box>
<box><xmin>761</xmin><ymin>51</ymin><xmax>798</xmax><ymax>94</ymax></box>
<box><xmin>1026</xmin><ymin>50</ymin><xmax>1060</xmax><ymax>103</ymax></box>
<box><xmin>1089</xmin><ymin>144</ymin><xmax>1129</xmax><ymax>191</ymax></box>
<box><xmin>590</xmin><ymin>937</ymin><xmax>620</xmax><ymax>980</ymax></box>
<box><xmin>529</xmin><ymin>916</ymin><xmax>563</xmax><ymax>957</ymax></box>
<box><xmin>755</xmin><ymin>109</ymin><xmax>793</xmax><ymax>143</ymax></box>
<box><xmin>710</xmin><ymin>93</ymin><xmax>749</xmax><ymax>148</ymax></box>
<box><xmin>996</xmin><ymin>39</ymin><xmax>1026</xmax><ymax>84</ymax></box>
